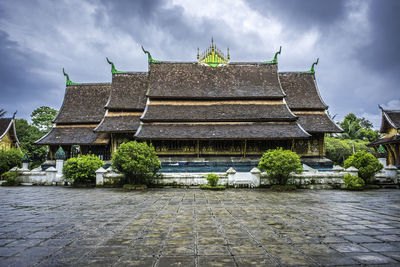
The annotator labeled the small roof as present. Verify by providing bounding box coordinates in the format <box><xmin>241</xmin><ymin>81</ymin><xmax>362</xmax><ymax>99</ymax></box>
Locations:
<box><xmin>35</xmin><ymin>126</ymin><xmax>109</xmax><ymax>145</ymax></box>
<box><xmin>379</xmin><ymin>106</ymin><xmax>400</xmax><ymax>132</ymax></box>
<box><xmin>148</xmin><ymin>62</ymin><xmax>285</xmax><ymax>99</ymax></box>
<box><xmin>295</xmin><ymin>112</ymin><xmax>343</xmax><ymax>133</ymax></box>
<box><xmin>142</xmin><ymin>102</ymin><xmax>297</xmax><ymax>122</ymax></box>
<box><xmin>135</xmin><ymin>122</ymin><xmax>310</xmax><ymax>140</ymax></box>
<box><xmin>94</xmin><ymin>115</ymin><xmax>141</xmax><ymax>133</ymax></box>
<box><xmin>368</xmin><ymin>134</ymin><xmax>400</xmax><ymax>146</ymax></box>
<box><xmin>0</xmin><ymin>118</ymin><xmax>19</xmax><ymax>146</ymax></box>
<box><xmin>105</xmin><ymin>72</ymin><xmax>148</xmax><ymax>111</ymax></box>
<box><xmin>53</xmin><ymin>83</ymin><xmax>111</xmax><ymax>124</ymax></box>
<box><xmin>279</xmin><ymin>72</ymin><xmax>328</xmax><ymax>110</ymax></box>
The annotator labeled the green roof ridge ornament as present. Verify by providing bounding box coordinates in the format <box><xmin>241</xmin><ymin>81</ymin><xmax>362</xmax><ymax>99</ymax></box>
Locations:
<box><xmin>198</xmin><ymin>37</ymin><xmax>229</xmax><ymax>67</ymax></box>
<box><xmin>22</xmin><ymin>153</ymin><xmax>29</xmax><ymax>163</ymax></box>
<box><xmin>106</xmin><ymin>57</ymin><xmax>126</xmax><ymax>74</ymax></box>
<box><xmin>264</xmin><ymin>46</ymin><xmax>282</xmax><ymax>64</ymax></box>
<box><xmin>55</xmin><ymin>146</ymin><xmax>66</xmax><ymax>160</ymax></box>
<box><xmin>63</xmin><ymin>68</ymin><xmax>80</xmax><ymax>86</ymax></box>
<box><xmin>305</xmin><ymin>58</ymin><xmax>319</xmax><ymax>74</ymax></box>
<box><xmin>141</xmin><ymin>46</ymin><xmax>162</xmax><ymax>63</ymax></box>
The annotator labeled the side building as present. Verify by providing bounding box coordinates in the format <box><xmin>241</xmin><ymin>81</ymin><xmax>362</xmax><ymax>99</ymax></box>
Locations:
<box><xmin>368</xmin><ymin>106</ymin><xmax>400</xmax><ymax>166</ymax></box>
<box><xmin>0</xmin><ymin>117</ymin><xmax>19</xmax><ymax>150</ymax></box>
<box><xmin>36</xmin><ymin>40</ymin><xmax>342</xmax><ymax>170</ymax></box>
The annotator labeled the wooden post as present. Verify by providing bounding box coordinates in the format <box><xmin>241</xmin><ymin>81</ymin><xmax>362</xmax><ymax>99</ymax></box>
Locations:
<box><xmin>243</xmin><ymin>139</ymin><xmax>247</xmax><ymax>158</ymax></box>
<box><xmin>196</xmin><ymin>140</ymin><xmax>200</xmax><ymax>158</ymax></box>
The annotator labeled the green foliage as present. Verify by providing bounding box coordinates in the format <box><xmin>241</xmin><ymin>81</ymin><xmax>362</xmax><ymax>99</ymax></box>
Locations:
<box><xmin>344</xmin><ymin>151</ymin><xmax>383</xmax><ymax>184</ymax></box>
<box><xmin>63</xmin><ymin>155</ymin><xmax>104</xmax><ymax>185</ymax></box>
<box><xmin>258</xmin><ymin>148</ymin><xmax>303</xmax><ymax>185</ymax></box>
<box><xmin>1</xmin><ymin>171</ymin><xmax>19</xmax><ymax>186</ymax></box>
<box><xmin>339</xmin><ymin>113</ymin><xmax>380</xmax><ymax>142</ymax></box>
<box><xmin>325</xmin><ymin>136</ymin><xmax>378</xmax><ymax>166</ymax></box>
<box><xmin>112</xmin><ymin>141</ymin><xmax>161</xmax><ymax>185</ymax></box>
<box><xmin>200</xmin><ymin>185</ymin><xmax>226</xmax><ymax>190</ymax></box>
<box><xmin>206</xmin><ymin>174</ymin><xmax>219</xmax><ymax>187</ymax></box>
<box><xmin>343</xmin><ymin>174</ymin><xmax>365</xmax><ymax>190</ymax></box>
<box><xmin>31</xmin><ymin>106</ymin><xmax>58</xmax><ymax>132</ymax></box>
<box><xmin>270</xmin><ymin>185</ymin><xmax>297</xmax><ymax>191</ymax></box>
<box><xmin>0</xmin><ymin>148</ymin><xmax>23</xmax><ymax>175</ymax></box>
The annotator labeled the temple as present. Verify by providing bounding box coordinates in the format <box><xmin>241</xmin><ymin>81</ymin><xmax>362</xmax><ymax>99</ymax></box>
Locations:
<box><xmin>368</xmin><ymin>106</ymin><xmax>400</xmax><ymax>167</ymax></box>
<box><xmin>36</xmin><ymin>39</ymin><xmax>342</xmax><ymax>171</ymax></box>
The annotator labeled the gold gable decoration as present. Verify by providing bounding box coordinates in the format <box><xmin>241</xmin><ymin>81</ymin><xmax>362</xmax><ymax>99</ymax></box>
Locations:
<box><xmin>197</xmin><ymin>37</ymin><xmax>230</xmax><ymax>67</ymax></box>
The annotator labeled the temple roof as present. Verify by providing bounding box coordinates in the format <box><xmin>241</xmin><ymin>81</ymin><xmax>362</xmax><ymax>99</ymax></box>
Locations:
<box><xmin>368</xmin><ymin>134</ymin><xmax>400</xmax><ymax>146</ymax></box>
<box><xmin>380</xmin><ymin>107</ymin><xmax>400</xmax><ymax>132</ymax></box>
<box><xmin>294</xmin><ymin>112</ymin><xmax>343</xmax><ymax>133</ymax></box>
<box><xmin>54</xmin><ymin>83</ymin><xmax>111</xmax><ymax>124</ymax></box>
<box><xmin>94</xmin><ymin>114</ymin><xmax>141</xmax><ymax>133</ymax></box>
<box><xmin>279</xmin><ymin>72</ymin><xmax>328</xmax><ymax>110</ymax></box>
<box><xmin>148</xmin><ymin>62</ymin><xmax>285</xmax><ymax>99</ymax></box>
<box><xmin>0</xmin><ymin>118</ymin><xmax>19</xmax><ymax>145</ymax></box>
<box><xmin>105</xmin><ymin>73</ymin><xmax>148</xmax><ymax>111</ymax></box>
<box><xmin>135</xmin><ymin>122</ymin><xmax>310</xmax><ymax>140</ymax></box>
<box><xmin>142</xmin><ymin>101</ymin><xmax>297</xmax><ymax>122</ymax></box>
<box><xmin>35</xmin><ymin>126</ymin><xmax>109</xmax><ymax>145</ymax></box>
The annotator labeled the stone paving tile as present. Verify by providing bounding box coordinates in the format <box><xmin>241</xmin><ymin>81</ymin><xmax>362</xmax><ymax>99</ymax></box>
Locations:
<box><xmin>0</xmin><ymin>187</ymin><xmax>399</xmax><ymax>266</ymax></box>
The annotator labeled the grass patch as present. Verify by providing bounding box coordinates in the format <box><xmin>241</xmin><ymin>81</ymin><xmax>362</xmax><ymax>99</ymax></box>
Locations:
<box><xmin>270</xmin><ymin>185</ymin><xmax>297</xmax><ymax>192</ymax></box>
<box><xmin>123</xmin><ymin>184</ymin><xmax>147</xmax><ymax>190</ymax></box>
<box><xmin>364</xmin><ymin>184</ymin><xmax>380</xmax><ymax>189</ymax></box>
<box><xmin>200</xmin><ymin>185</ymin><xmax>226</xmax><ymax>190</ymax></box>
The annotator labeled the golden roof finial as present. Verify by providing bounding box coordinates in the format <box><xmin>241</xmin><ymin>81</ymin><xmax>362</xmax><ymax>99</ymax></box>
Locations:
<box><xmin>227</xmin><ymin>47</ymin><xmax>230</xmax><ymax>61</ymax></box>
<box><xmin>197</xmin><ymin>48</ymin><xmax>199</xmax><ymax>60</ymax></box>
<box><xmin>198</xmin><ymin>37</ymin><xmax>229</xmax><ymax>67</ymax></box>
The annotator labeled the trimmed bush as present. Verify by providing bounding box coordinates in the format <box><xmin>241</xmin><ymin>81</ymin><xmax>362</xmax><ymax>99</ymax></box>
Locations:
<box><xmin>206</xmin><ymin>174</ymin><xmax>219</xmax><ymax>187</ymax></box>
<box><xmin>258</xmin><ymin>148</ymin><xmax>303</xmax><ymax>185</ymax></box>
<box><xmin>112</xmin><ymin>141</ymin><xmax>161</xmax><ymax>185</ymax></box>
<box><xmin>343</xmin><ymin>174</ymin><xmax>365</xmax><ymax>190</ymax></box>
<box><xmin>0</xmin><ymin>148</ymin><xmax>23</xmax><ymax>176</ymax></box>
<box><xmin>63</xmin><ymin>155</ymin><xmax>104</xmax><ymax>185</ymax></box>
<box><xmin>343</xmin><ymin>151</ymin><xmax>383</xmax><ymax>184</ymax></box>
<box><xmin>1</xmin><ymin>171</ymin><xmax>19</xmax><ymax>186</ymax></box>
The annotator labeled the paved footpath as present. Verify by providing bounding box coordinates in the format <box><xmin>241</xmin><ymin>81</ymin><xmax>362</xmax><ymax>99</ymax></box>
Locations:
<box><xmin>0</xmin><ymin>187</ymin><xmax>399</xmax><ymax>266</ymax></box>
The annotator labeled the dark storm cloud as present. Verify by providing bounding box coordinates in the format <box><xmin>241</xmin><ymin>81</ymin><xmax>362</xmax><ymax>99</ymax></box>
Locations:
<box><xmin>359</xmin><ymin>0</ymin><xmax>400</xmax><ymax>74</ymax></box>
<box><xmin>246</xmin><ymin>0</ymin><xmax>346</xmax><ymax>29</ymax></box>
<box><xmin>0</xmin><ymin>30</ymin><xmax>58</xmax><ymax>119</ymax></box>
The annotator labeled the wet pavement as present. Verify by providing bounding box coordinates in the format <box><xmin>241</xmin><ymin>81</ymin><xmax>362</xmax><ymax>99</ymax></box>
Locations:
<box><xmin>0</xmin><ymin>187</ymin><xmax>399</xmax><ymax>266</ymax></box>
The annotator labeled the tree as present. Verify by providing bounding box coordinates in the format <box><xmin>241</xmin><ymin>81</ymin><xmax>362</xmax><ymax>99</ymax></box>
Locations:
<box><xmin>31</xmin><ymin>106</ymin><xmax>58</xmax><ymax>132</ymax></box>
<box><xmin>258</xmin><ymin>148</ymin><xmax>303</xmax><ymax>185</ymax></box>
<box><xmin>112</xmin><ymin>141</ymin><xmax>161</xmax><ymax>185</ymax></box>
<box><xmin>15</xmin><ymin>119</ymin><xmax>47</xmax><ymax>168</ymax></box>
<box><xmin>344</xmin><ymin>151</ymin><xmax>383</xmax><ymax>184</ymax></box>
<box><xmin>63</xmin><ymin>155</ymin><xmax>104</xmax><ymax>185</ymax></box>
<box><xmin>0</xmin><ymin>109</ymin><xmax>5</xmax><ymax>118</ymax></box>
<box><xmin>339</xmin><ymin>113</ymin><xmax>380</xmax><ymax>142</ymax></box>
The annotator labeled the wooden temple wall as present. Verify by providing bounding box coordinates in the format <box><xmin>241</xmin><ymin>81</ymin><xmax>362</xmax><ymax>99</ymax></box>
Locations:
<box><xmin>0</xmin><ymin>132</ymin><xmax>16</xmax><ymax>150</ymax></box>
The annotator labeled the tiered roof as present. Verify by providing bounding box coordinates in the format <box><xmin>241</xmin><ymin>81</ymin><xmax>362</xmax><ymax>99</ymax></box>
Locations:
<box><xmin>379</xmin><ymin>107</ymin><xmax>400</xmax><ymax>132</ymax></box>
<box><xmin>279</xmin><ymin>72</ymin><xmax>342</xmax><ymax>133</ymax></box>
<box><xmin>135</xmin><ymin>61</ymin><xmax>310</xmax><ymax>140</ymax></box>
<box><xmin>36</xmin><ymin>82</ymin><xmax>111</xmax><ymax>145</ymax></box>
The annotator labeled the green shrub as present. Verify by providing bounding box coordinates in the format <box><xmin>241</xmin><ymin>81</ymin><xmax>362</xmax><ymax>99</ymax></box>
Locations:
<box><xmin>258</xmin><ymin>148</ymin><xmax>303</xmax><ymax>185</ymax></box>
<box><xmin>343</xmin><ymin>174</ymin><xmax>365</xmax><ymax>190</ymax></box>
<box><xmin>112</xmin><ymin>141</ymin><xmax>161</xmax><ymax>185</ymax></box>
<box><xmin>344</xmin><ymin>151</ymin><xmax>383</xmax><ymax>184</ymax></box>
<box><xmin>0</xmin><ymin>148</ymin><xmax>23</xmax><ymax>176</ymax></box>
<box><xmin>270</xmin><ymin>185</ymin><xmax>297</xmax><ymax>191</ymax></box>
<box><xmin>200</xmin><ymin>185</ymin><xmax>226</xmax><ymax>190</ymax></box>
<box><xmin>1</xmin><ymin>171</ymin><xmax>20</xmax><ymax>186</ymax></box>
<box><xmin>206</xmin><ymin>174</ymin><xmax>219</xmax><ymax>187</ymax></box>
<box><xmin>63</xmin><ymin>155</ymin><xmax>104</xmax><ymax>185</ymax></box>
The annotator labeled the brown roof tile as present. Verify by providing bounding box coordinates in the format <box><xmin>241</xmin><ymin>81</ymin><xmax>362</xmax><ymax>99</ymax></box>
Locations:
<box><xmin>35</xmin><ymin>126</ymin><xmax>109</xmax><ymax>145</ymax></box>
<box><xmin>279</xmin><ymin>72</ymin><xmax>328</xmax><ymax>110</ymax></box>
<box><xmin>94</xmin><ymin>115</ymin><xmax>141</xmax><ymax>132</ymax></box>
<box><xmin>54</xmin><ymin>83</ymin><xmax>111</xmax><ymax>124</ymax></box>
<box><xmin>106</xmin><ymin>73</ymin><xmax>148</xmax><ymax>110</ymax></box>
<box><xmin>295</xmin><ymin>113</ymin><xmax>343</xmax><ymax>133</ymax></box>
<box><xmin>135</xmin><ymin>122</ymin><xmax>310</xmax><ymax>140</ymax></box>
<box><xmin>148</xmin><ymin>62</ymin><xmax>285</xmax><ymax>99</ymax></box>
<box><xmin>142</xmin><ymin>103</ymin><xmax>296</xmax><ymax>122</ymax></box>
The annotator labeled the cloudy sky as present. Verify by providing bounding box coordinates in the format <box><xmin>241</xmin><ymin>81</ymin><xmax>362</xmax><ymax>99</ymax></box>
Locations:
<box><xmin>0</xmin><ymin>0</ymin><xmax>399</xmax><ymax>128</ymax></box>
